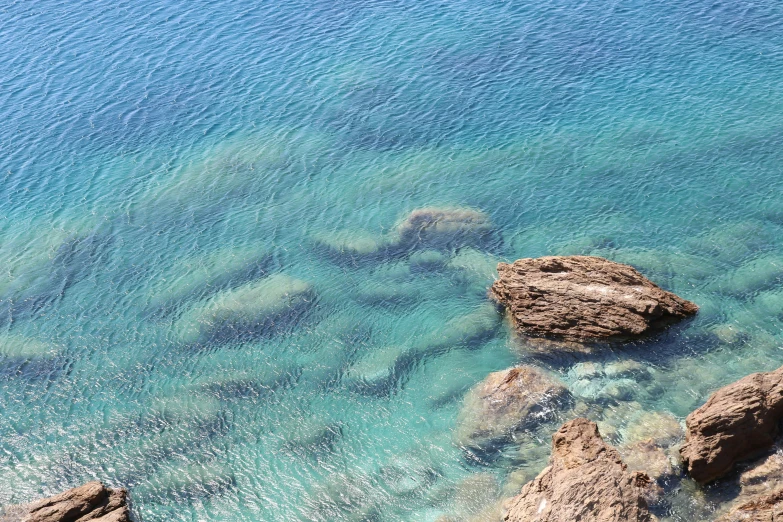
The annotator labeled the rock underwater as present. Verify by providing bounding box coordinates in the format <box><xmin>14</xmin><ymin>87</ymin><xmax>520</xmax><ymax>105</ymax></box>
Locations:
<box><xmin>503</xmin><ymin>418</ymin><xmax>658</xmax><ymax>522</ymax></box>
<box><xmin>172</xmin><ymin>273</ymin><xmax>315</xmax><ymax>345</ymax></box>
<box><xmin>0</xmin><ymin>481</ymin><xmax>130</xmax><ymax>522</ymax></box>
<box><xmin>710</xmin><ymin>452</ymin><xmax>783</xmax><ymax>521</ymax></box>
<box><xmin>680</xmin><ymin>365</ymin><xmax>783</xmax><ymax>484</ymax></box>
<box><xmin>312</xmin><ymin>206</ymin><xmax>497</xmax><ymax>263</ymax></box>
<box><xmin>714</xmin><ymin>488</ymin><xmax>783</xmax><ymax>522</ymax></box>
<box><xmin>454</xmin><ymin>366</ymin><xmax>569</xmax><ymax>449</ymax></box>
<box><xmin>489</xmin><ymin>255</ymin><xmax>698</xmax><ymax>343</ymax></box>
<box><xmin>393</xmin><ymin>207</ymin><xmax>494</xmax><ymax>251</ymax></box>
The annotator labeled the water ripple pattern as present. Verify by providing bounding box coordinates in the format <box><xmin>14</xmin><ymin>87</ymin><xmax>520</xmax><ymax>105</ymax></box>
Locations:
<box><xmin>1</xmin><ymin>0</ymin><xmax>783</xmax><ymax>520</ymax></box>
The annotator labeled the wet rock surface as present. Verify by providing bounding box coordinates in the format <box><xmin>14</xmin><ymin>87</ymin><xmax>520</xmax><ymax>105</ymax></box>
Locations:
<box><xmin>680</xmin><ymin>365</ymin><xmax>783</xmax><ymax>484</ymax></box>
<box><xmin>503</xmin><ymin>418</ymin><xmax>658</xmax><ymax>522</ymax></box>
<box><xmin>489</xmin><ymin>255</ymin><xmax>698</xmax><ymax>342</ymax></box>
<box><xmin>0</xmin><ymin>481</ymin><xmax>130</xmax><ymax>522</ymax></box>
<box><xmin>454</xmin><ymin>366</ymin><xmax>568</xmax><ymax>449</ymax></box>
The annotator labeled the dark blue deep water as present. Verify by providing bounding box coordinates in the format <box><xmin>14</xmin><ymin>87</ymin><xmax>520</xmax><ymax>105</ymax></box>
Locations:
<box><xmin>2</xmin><ymin>1</ymin><xmax>783</xmax><ymax>520</ymax></box>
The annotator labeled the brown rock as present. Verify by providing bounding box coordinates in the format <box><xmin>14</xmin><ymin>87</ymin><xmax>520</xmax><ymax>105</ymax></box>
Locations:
<box><xmin>454</xmin><ymin>366</ymin><xmax>569</xmax><ymax>448</ymax></box>
<box><xmin>714</xmin><ymin>488</ymin><xmax>783</xmax><ymax>522</ymax></box>
<box><xmin>504</xmin><ymin>418</ymin><xmax>658</xmax><ymax>522</ymax></box>
<box><xmin>394</xmin><ymin>207</ymin><xmax>493</xmax><ymax>250</ymax></box>
<box><xmin>489</xmin><ymin>256</ymin><xmax>698</xmax><ymax>342</ymax></box>
<box><xmin>0</xmin><ymin>482</ymin><xmax>130</xmax><ymax>522</ymax></box>
<box><xmin>680</xmin><ymin>366</ymin><xmax>783</xmax><ymax>484</ymax></box>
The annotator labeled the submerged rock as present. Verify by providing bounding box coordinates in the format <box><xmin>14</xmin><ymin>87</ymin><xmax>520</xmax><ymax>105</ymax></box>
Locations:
<box><xmin>145</xmin><ymin>246</ymin><xmax>273</xmax><ymax>313</ymax></box>
<box><xmin>346</xmin><ymin>344</ymin><xmax>412</xmax><ymax>393</ymax></box>
<box><xmin>622</xmin><ymin>410</ymin><xmax>683</xmax><ymax>446</ymax></box>
<box><xmin>418</xmin><ymin>303</ymin><xmax>501</xmax><ymax>356</ymax></box>
<box><xmin>738</xmin><ymin>452</ymin><xmax>783</xmax><ymax>499</ymax></box>
<box><xmin>489</xmin><ymin>256</ymin><xmax>698</xmax><ymax>343</ymax></box>
<box><xmin>0</xmin><ymin>481</ymin><xmax>130</xmax><ymax>522</ymax></box>
<box><xmin>710</xmin><ymin>451</ymin><xmax>783</xmax><ymax>520</ymax></box>
<box><xmin>314</xmin><ymin>207</ymin><xmax>496</xmax><ymax>264</ymax></box>
<box><xmin>714</xmin><ymin>488</ymin><xmax>783</xmax><ymax>522</ymax></box>
<box><xmin>454</xmin><ymin>366</ymin><xmax>568</xmax><ymax>448</ymax></box>
<box><xmin>281</xmin><ymin>419</ymin><xmax>343</xmax><ymax>454</ymax></box>
<box><xmin>619</xmin><ymin>440</ymin><xmax>677</xmax><ymax>482</ymax></box>
<box><xmin>173</xmin><ymin>273</ymin><xmax>315</xmax><ymax>344</ymax></box>
<box><xmin>708</xmin><ymin>253</ymin><xmax>783</xmax><ymax>297</ymax></box>
<box><xmin>0</xmin><ymin>333</ymin><xmax>57</xmax><ymax>360</ymax></box>
<box><xmin>604</xmin><ymin>360</ymin><xmax>652</xmax><ymax>381</ymax></box>
<box><xmin>680</xmin><ymin>365</ymin><xmax>783</xmax><ymax>484</ymax></box>
<box><xmin>393</xmin><ymin>207</ymin><xmax>494</xmax><ymax>250</ymax></box>
<box><xmin>435</xmin><ymin>473</ymin><xmax>504</xmax><ymax>522</ymax></box>
<box><xmin>311</xmin><ymin>229</ymin><xmax>386</xmax><ymax>260</ymax></box>
<box><xmin>503</xmin><ymin>418</ymin><xmax>658</xmax><ymax>522</ymax></box>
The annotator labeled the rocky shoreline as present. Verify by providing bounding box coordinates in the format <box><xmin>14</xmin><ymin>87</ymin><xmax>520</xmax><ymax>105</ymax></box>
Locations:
<box><xmin>5</xmin><ymin>215</ymin><xmax>783</xmax><ymax>521</ymax></box>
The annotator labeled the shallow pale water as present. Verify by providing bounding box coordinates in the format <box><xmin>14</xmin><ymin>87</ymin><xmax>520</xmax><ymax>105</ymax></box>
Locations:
<box><xmin>2</xmin><ymin>0</ymin><xmax>783</xmax><ymax>520</ymax></box>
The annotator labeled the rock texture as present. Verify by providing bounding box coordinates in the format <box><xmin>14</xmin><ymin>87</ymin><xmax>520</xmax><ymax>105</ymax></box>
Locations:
<box><xmin>489</xmin><ymin>256</ymin><xmax>698</xmax><ymax>342</ymax></box>
<box><xmin>454</xmin><ymin>366</ymin><xmax>568</xmax><ymax>448</ymax></box>
<box><xmin>714</xmin><ymin>488</ymin><xmax>783</xmax><ymax>522</ymax></box>
<box><xmin>0</xmin><ymin>481</ymin><xmax>130</xmax><ymax>522</ymax></box>
<box><xmin>680</xmin><ymin>365</ymin><xmax>783</xmax><ymax>484</ymax></box>
<box><xmin>504</xmin><ymin>418</ymin><xmax>657</xmax><ymax>522</ymax></box>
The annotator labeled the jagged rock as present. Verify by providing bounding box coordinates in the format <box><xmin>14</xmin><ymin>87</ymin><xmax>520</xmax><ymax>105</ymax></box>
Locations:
<box><xmin>680</xmin><ymin>366</ymin><xmax>783</xmax><ymax>484</ymax></box>
<box><xmin>489</xmin><ymin>256</ymin><xmax>698</xmax><ymax>342</ymax></box>
<box><xmin>454</xmin><ymin>366</ymin><xmax>568</xmax><ymax>448</ymax></box>
<box><xmin>393</xmin><ymin>207</ymin><xmax>493</xmax><ymax>250</ymax></box>
<box><xmin>503</xmin><ymin>418</ymin><xmax>658</xmax><ymax>522</ymax></box>
<box><xmin>0</xmin><ymin>481</ymin><xmax>130</xmax><ymax>522</ymax></box>
<box><xmin>714</xmin><ymin>488</ymin><xmax>783</xmax><ymax>522</ymax></box>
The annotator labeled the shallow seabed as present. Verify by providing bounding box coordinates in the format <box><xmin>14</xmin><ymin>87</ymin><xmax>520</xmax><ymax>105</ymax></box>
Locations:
<box><xmin>2</xmin><ymin>0</ymin><xmax>783</xmax><ymax>520</ymax></box>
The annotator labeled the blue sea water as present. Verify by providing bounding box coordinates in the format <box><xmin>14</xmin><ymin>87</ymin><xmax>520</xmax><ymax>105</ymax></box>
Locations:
<box><xmin>2</xmin><ymin>0</ymin><xmax>783</xmax><ymax>520</ymax></box>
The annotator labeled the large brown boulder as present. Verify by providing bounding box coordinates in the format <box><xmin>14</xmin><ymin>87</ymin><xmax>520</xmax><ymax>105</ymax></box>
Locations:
<box><xmin>0</xmin><ymin>481</ymin><xmax>130</xmax><ymax>522</ymax></box>
<box><xmin>489</xmin><ymin>256</ymin><xmax>698</xmax><ymax>342</ymax></box>
<box><xmin>714</xmin><ymin>488</ymin><xmax>783</xmax><ymax>522</ymax></box>
<box><xmin>454</xmin><ymin>366</ymin><xmax>569</xmax><ymax>448</ymax></box>
<box><xmin>680</xmin><ymin>366</ymin><xmax>783</xmax><ymax>484</ymax></box>
<box><xmin>504</xmin><ymin>418</ymin><xmax>658</xmax><ymax>522</ymax></box>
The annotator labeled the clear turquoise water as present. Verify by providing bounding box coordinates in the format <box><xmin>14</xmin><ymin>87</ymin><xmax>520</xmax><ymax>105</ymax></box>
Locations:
<box><xmin>2</xmin><ymin>1</ymin><xmax>783</xmax><ymax>520</ymax></box>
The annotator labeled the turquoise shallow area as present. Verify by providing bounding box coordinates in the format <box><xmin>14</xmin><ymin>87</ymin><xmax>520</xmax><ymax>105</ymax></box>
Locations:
<box><xmin>2</xmin><ymin>0</ymin><xmax>783</xmax><ymax>520</ymax></box>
